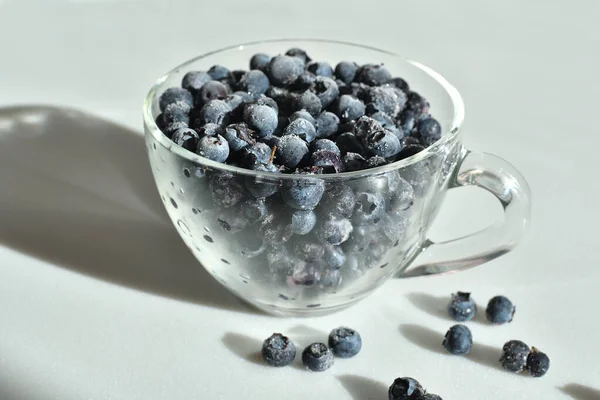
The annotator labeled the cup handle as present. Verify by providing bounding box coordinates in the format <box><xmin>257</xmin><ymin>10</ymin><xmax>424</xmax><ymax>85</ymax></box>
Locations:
<box><xmin>399</xmin><ymin>148</ymin><xmax>531</xmax><ymax>278</ymax></box>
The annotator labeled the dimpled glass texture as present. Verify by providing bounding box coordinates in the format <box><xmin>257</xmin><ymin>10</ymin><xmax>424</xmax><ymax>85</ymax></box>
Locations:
<box><xmin>143</xmin><ymin>40</ymin><xmax>464</xmax><ymax>316</ymax></box>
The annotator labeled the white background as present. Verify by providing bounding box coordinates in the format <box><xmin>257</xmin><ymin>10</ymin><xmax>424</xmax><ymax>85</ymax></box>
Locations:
<box><xmin>0</xmin><ymin>1</ymin><xmax>599</xmax><ymax>399</ymax></box>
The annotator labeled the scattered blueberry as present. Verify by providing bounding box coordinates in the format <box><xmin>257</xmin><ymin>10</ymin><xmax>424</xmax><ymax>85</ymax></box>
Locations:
<box><xmin>275</xmin><ymin>134</ymin><xmax>309</xmax><ymax>169</ymax></box>
<box><xmin>357</xmin><ymin>64</ymin><xmax>393</xmax><ymax>86</ymax></box>
<box><xmin>285</xmin><ymin>47</ymin><xmax>311</xmax><ymax>64</ymax></box>
<box><xmin>447</xmin><ymin>292</ymin><xmax>477</xmax><ymax>322</ymax></box>
<box><xmin>307</xmin><ymin>61</ymin><xmax>334</xmax><ymax>77</ymax></box>
<box><xmin>243</xmin><ymin>104</ymin><xmax>278</xmax><ymax>138</ymax></box>
<box><xmin>171</xmin><ymin>127</ymin><xmax>199</xmax><ymax>151</ymax></box>
<box><xmin>526</xmin><ymin>347</ymin><xmax>550</xmax><ymax>377</ymax></box>
<box><xmin>314</xmin><ymin>111</ymin><xmax>340</xmax><ymax>139</ymax></box>
<box><xmin>332</xmin><ymin>95</ymin><xmax>366</xmax><ymax>122</ymax></box>
<box><xmin>443</xmin><ymin>324</ymin><xmax>473</xmax><ymax>355</ymax></box>
<box><xmin>290</xmin><ymin>210</ymin><xmax>317</xmax><ymax>235</ymax></box>
<box><xmin>335</xmin><ymin>61</ymin><xmax>359</xmax><ymax>85</ymax></box>
<box><xmin>262</xmin><ymin>333</ymin><xmax>296</xmax><ymax>367</ymax></box>
<box><xmin>250</xmin><ymin>53</ymin><xmax>272</xmax><ymax>71</ymax></box>
<box><xmin>293</xmin><ymin>90</ymin><xmax>322</xmax><ymax>116</ymax></box>
<box><xmin>388</xmin><ymin>377</ymin><xmax>425</xmax><ymax>400</ymax></box>
<box><xmin>238</xmin><ymin>70</ymin><xmax>270</xmax><ymax>98</ymax></box>
<box><xmin>196</xmin><ymin>80</ymin><xmax>229</xmax><ymax>107</ymax></box>
<box><xmin>268</xmin><ymin>55</ymin><xmax>304</xmax><ymax>86</ymax></box>
<box><xmin>222</xmin><ymin>123</ymin><xmax>256</xmax><ymax>152</ymax></box>
<box><xmin>302</xmin><ymin>343</ymin><xmax>334</xmax><ymax>372</ymax></box>
<box><xmin>500</xmin><ymin>340</ymin><xmax>530</xmax><ymax>373</ymax></box>
<box><xmin>486</xmin><ymin>295</ymin><xmax>515</xmax><ymax>324</ymax></box>
<box><xmin>328</xmin><ymin>327</ymin><xmax>362</xmax><ymax>358</ymax></box>
<box><xmin>207</xmin><ymin>65</ymin><xmax>231</xmax><ymax>81</ymax></box>
<box><xmin>284</xmin><ymin>118</ymin><xmax>317</xmax><ymax>143</ymax></box>
<box><xmin>282</xmin><ymin>176</ymin><xmax>325</xmax><ymax>210</ymax></box>
<box><xmin>159</xmin><ymin>87</ymin><xmax>193</xmax><ymax>112</ymax></box>
<box><xmin>197</xmin><ymin>134</ymin><xmax>229</xmax><ymax>163</ymax></box>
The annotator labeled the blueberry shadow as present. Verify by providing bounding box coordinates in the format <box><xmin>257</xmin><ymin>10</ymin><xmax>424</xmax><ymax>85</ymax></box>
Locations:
<box><xmin>287</xmin><ymin>325</ymin><xmax>329</xmax><ymax>371</ymax></box>
<box><xmin>337</xmin><ymin>374</ymin><xmax>388</xmax><ymax>400</ymax></box>
<box><xmin>0</xmin><ymin>105</ymin><xmax>256</xmax><ymax>314</ymax></box>
<box><xmin>221</xmin><ymin>332</ymin><xmax>265</xmax><ymax>366</ymax></box>
<box><xmin>399</xmin><ymin>324</ymin><xmax>503</xmax><ymax>370</ymax></box>
<box><xmin>407</xmin><ymin>292</ymin><xmax>449</xmax><ymax>320</ymax></box>
<box><xmin>561</xmin><ymin>384</ymin><xmax>600</xmax><ymax>400</ymax></box>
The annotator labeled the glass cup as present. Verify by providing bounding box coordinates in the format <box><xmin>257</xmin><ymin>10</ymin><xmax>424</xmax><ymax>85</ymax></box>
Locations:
<box><xmin>143</xmin><ymin>40</ymin><xmax>531</xmax><ymax>316</ymax></box>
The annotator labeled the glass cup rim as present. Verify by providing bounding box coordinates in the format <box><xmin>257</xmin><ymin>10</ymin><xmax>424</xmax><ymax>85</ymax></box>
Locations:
<box><xmin>143</xmin><ymin>38</ymin><xmax>465</xmax><ymax>180</ymax></box>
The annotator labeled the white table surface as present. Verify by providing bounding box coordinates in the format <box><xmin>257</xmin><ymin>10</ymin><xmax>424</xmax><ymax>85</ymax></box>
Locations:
<box><xmin>1</xmin><ymin>1</ymin><xmax>599</xmax><ymax>399</ymax></box>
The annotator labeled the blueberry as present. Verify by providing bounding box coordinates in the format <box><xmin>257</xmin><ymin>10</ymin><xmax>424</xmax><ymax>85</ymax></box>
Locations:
<box><xmin>388</xmin><ymin>377</ymin><xmax>424</xmax><ymax>400</ymax></box>
<box><xmin>254</xmin><ymin>96</ymin><xmax>279</xmax><ymax>114</ymax></box>
<box><xmin>282</xmin><ymin>176</ymin><xmax>325</xmax><ymax>210</ymax></box>
<box><xmin>171</xmin><ymin>127</ymin><xmax>199</xmax><ymax>151</ymax></box>
<box><xmin>155</xmin><ymin>113</ymin><xmax>167</xmax><ymax>131</ymax></box>
<box><xmin>289</xmin><ymin>262</ymin><xmax>323</xmax><ymax>286</ymax></box>
<box><xmin>163</xmin><ymin>121</ymin><xmax>189</xmax><ymax>138</ymax></box>
<box><xmin>311</xmin><ymin>138</ymin><xmax>340</xmax><ymax>155</ymax></box>
<box><xmin>224</xmin><ymin>93</ymin><xmax>244</xmax><ymax>111</ymax></box>
<box><xmin>312</xmin><ymin>76</ymin><xmax>339</xmax><ymax>108</ymax></box>
<box><xmin>316</xmin><ymin>217</ymin><xmax>353</xmax><ymax>245</ymax></box>
<box><xmin>284</xmin><ymin>118</ymin><xmax>317</xmax><ymax>143</ymax></box>
<box><xmin>526</xmin><ymin>347</ymin><xmax>550</xmax><ymax>377</ymax></box>
<box><xmin>310</xmin><ymin>150</ymin><xmax>345</xmax><ymax>173</ymax></box>
<box><xmin>417</xmin><ymin>117</ymin><xmax>442</xmax><ymax>147</ymax></box>
<box><xmin>243</xmin><ymin>104</ymin><xmax>278</xmax><ymax>138</ymax></box>
<box><xmin>294</xmin><ymin>239</ymin><xmax>325</xmax><ymax>262</ymax></box>
<box><xmin>163</xmin><ymin>102</ymin><xmax>190</xmax><ymax>125</ymax></box>
<box><xmin>354</xmin><ymin>116</ymin><xmax>384</xmax><ymax>140</ymax></box>
<box><xmin>343</xmin><ymin>152</ymin><xmax>367</xmax><ymax>171</ymax></box>
<box><xmin>181</xmin><ymin>71</ymin><xmax>212</xmax><ymax>94</ymax></box>
<box><xmin>406</xmin><ymin>91</ymin><xmax>430</xmax><ymax>116</ymax></box>
<box><xmin>332</xmin><ymin>95</ymin><xmax>366</xmax><ymax>122</ymax></box>
<box><xmin>363</xmin><ymin>128</ymin><xmax>402</xmax><ymax>158</ymax></box>
<box><xmin>397</xmin><ymin>143</ymin><xmax>426</xmax><ymax>160</ymax></box>
<box><xmin>293</xmin><ymin>91</ymin><xmax>322</xmax><ymax>116</ymax></box>
<box><xmin>266</xmin><ymin>86</ymin><xmax>295</xmax><ymax>115</ymax></box>
<box><xmin>289</xmin><ymin>70</ymin><xmax>316</xmax><ymax>92</ymax></box>
<box><xmin>336</xmin><ymin>133</ymin><xmax>365</xmax><ymax>155</ymax></box>
<box><xmin>275</xmin><ymin>134</ymin><xmax>309</xmax><ymax>169</ymax></box>
<box><xmin>319</xmin><ymin>185</ymin><xmax>356</xmax><ymax>218</ymax></box>
<box><xmin>369</xmin><ymin>111</ymin><xmax>395</xmax><ymax>128</ymax></box>
<box><xmin>241</xmin><ymin>142</ymin><xmax>272</xmax><ymax>167</ymax></box>
<box><xmin>366</xmin><ymin>156</ymin><xmax>388</xmax><ymax>168</ymax></box>
<box><xmin>339</xmin><ymin>82</ymin><xmax>370</xmax><ymax>99</ymax></box>
<box><xmin>207</xmin><ymin>65</ymin><xmax>231</xmax><ymax>81</ymax></box>
<box><xmin>365</xmin><ymin>86</ymin><xmax>406</xmax><ymax>117</ymax></box>
<box><xmin>196</xmin><ymin>80</ymin><xmax>229</xmax><ymax>107</ymax></box>
<box><xmin>266</xmin><ymin>245</ymin><xmax>295</xmax><ymax>274</ymax></box>
<box><xmin>223</xmin><ymin>123</ymin><xmax>256</xmax><ymax>152</ymax></box>
<box><xmin>320</xmin><ymin>267</ymin><xmax>342</xmax><ymax>291</ymax></box>
<box><xmin>398</xmin><ymin>109</ymin><xmax>418</xmax><ymax>136</ymax></box>
<box><xmin>259</xmin><ymin>215</ymin><xmax>294</xmax><ymax>245</ymax></box>
<box><xmin>199</xmin><ymin>99</ymin><xmax>231</xmax><ymax>126</ymax></box>
<box><xmin>486</xmin><ymin>295</ymin><xmax>515</xmax><ymax>324</ymax></box>
<box><xmin>240</xmin><ymin>197</ymin><xmax>268</xmax><ymax>223</ymax></box>
<box><xmin>327</xmin><ymin>327</ymin><xmax>362</xmax><ymax>358</ymax></box>
<box><xmin>233</xmin><ymin>90</ymin><xmax>254</xmax><ymax>103</ymax></box>
<box><xmin>443</xmin><ymin>324</ymin><xmax>473</xmax><ymax>355</ymax></box>
<box><xmin>353</xmin><ymin>191</ymin><xmax>385</xmax><ymax>225</ymax></box>
<box><xmin>343</xmin><ymin>225</ymin><xmax>372</xmax><ymax>254</ymax></box>
<box><xmin>289</xmin><ymin>110</ymin><xmax>316</xmax><ymax>126</ymax></box>
<box><xmin>245</xmin><ymin>166</ymin><xmax>280</xmax><ymax>198</ymax></box>
<box><xmin>301</xmin><ymin>343</ymin><xmax>334</xmax><ymax>372</ymax></box>
<box><xmin>238</xmin><ymin>70</ymin><xmax>270</xmax><ymax>98</ymax></box>
<box><xmin>195</xmin><ymin>123</ymin><xmax>223</xmax><ymax>138</ymax></box>
<box><xmin>285</xmin><ymin>47</ymin><xmax>312</xmax><ymax>64</ymax></box>
<box><xmin>216</xmin><ymin>207</ymin><xmax>249</xmax><ymax>234</ymax></box>
<box><xmin>335</xmin><ymin>61</ymin><xmax>359</xmax><ymax>84</ymax></box>
<box><xmin>290</xmin><ymin>210</ymin><xmax>317</xmax><ymax>235</ymax></box>
<box><xmin>209</xmin><ymin>173</ymin><xmax>246</xmax><ymax>208</ymax></box>
<box><xmin>447</xmin><ymin>292</ymin><xmax>477</xmax><ymax>322</ymax></box>
<box><xmin>500</xmin><ymin>340</ymin><xmax>530</xmax><ymax>373</ymax></box>
<box><xmin>268</xmin><ymin>55</ymin><xmax>304</xmax><ymax>86</ymax></box>
<box><xmin>314</xmin><ymin>111</ymin><xmax>340</xmax><ymax>139</ymax></box>
<box><xmin>159</xmin><ymin>87</ymin><xmax>193</xmax><ymax>112</ymax></box>
<box><xmin>261</xmin><ymin>333</ymin><xmax>296</xmax><ymax>367</ymax></box>
<box><xmin>388</xmin><ymin>77</ymin><xmax>409</xmax><ymax>92</ymax></box>
<box><xmin>250</xmin><ymin>53</ymin><xmax>272</xmax><ymax>71</ymax></box>
<box><xmin>324</xmin><ymin>245</ymin><xmax>345</xmax><ymax>269</ymax></box>
<box><xmin>307</xmin><ymin>61</ymin><xmax>334</xmax><ymax>77</ymax></box>
<box><xmin>196</xmin><ymin>134</ymin><xmax>230</xmax><ymax>163</ymax></box>
<box><xmin>356</xmin><ymin>64</ymin><xmax>392</xmax><ymax>86</ymax></box>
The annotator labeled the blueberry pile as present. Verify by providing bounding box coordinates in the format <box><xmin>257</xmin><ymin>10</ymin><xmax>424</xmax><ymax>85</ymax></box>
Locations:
<box><xmin>388</xmin><ymin>377</ymin><xmax>443</xmax><ymax>400</ymax></box>
<box><xmin>156</xmin><ymin>48</ymin><xmax>439</xmax><ymax>174</ymax></box>
<box><xmin>261</xmin><ymin>326</ymin><xmax>362</xmax><ymax>372</ymax></box>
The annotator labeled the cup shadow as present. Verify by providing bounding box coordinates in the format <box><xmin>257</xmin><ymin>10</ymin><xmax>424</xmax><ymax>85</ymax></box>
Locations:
<box><xmin>561</xmin><ymin>384</ymin><xmax>600</xmax><ymax>400</ymax></box>
<box><xmin>337</xmin><ymin>374</ymin><xmax>388</xmax><ymax>400</ymax></box>
<box><xmin>399</xmin><ymin>324</ymin><xmax>503</xmax><ymax>371</ymax></box>
<box><xmin>0</xmin><ymin>105</ymin><xmax>255</xmax><ymax>313</ymax></box>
